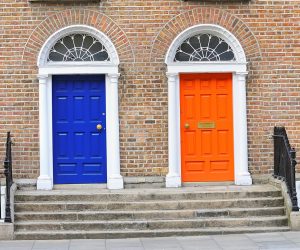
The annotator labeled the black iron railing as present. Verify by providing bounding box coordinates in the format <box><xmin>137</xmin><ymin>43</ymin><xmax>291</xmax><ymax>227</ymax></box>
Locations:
<box><xmin>3</xmin><ymin>132</ymin><xmax>13</xmax><ymax>222</ymax></box>
<box><xmin>273</xmin><ymin>127</ymin><xmax>299</xmax><ymax>211</ymax></box>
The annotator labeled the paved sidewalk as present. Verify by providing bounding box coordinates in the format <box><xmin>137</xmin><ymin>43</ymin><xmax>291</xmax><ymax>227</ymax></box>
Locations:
<box><xmin>1</xmin><ymin>232</ymin><xmax>300</xmax><ymax>250</ymax></box>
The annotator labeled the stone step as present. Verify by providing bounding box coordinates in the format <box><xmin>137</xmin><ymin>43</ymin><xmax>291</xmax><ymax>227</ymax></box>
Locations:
<box><xmin>13</xmin><ymin>185</ymin><xmax>289</xmax><ymax>240</ymax></box>
<box><xmin>14</xmin><ymin>197</ymin><xmax>284</xmax><ymax>212</ymax></box>
<box><xmin>14</xmin><ymin>216</ymin><xmax>288</xmax><ymax>231</ymax></box>
<box><xmin>196</xmin><ymin>207</ymin><xmax>286</xmax><ymax>218</ymax></box>
<box><xmin>15</xmin><ymin>210</ymin><xmax>196</xmax><ymax>221</ymax></box>
<box><xmin>14</xmin><ymin>226</ymin><xmax>290</xmax><ymax>240</ymax></box>
<box><xmin>14</xmin><ymin>189</ymin><xmax>282</xmax><ymax>203</ymax></box>
<box><xmin>14</xmin><ymin>206</ymin><xmax>285</xmax><ymax>221</ymax></box>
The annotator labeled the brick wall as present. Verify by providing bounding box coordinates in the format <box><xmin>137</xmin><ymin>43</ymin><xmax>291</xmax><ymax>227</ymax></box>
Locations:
<box><xmin>0</xmin><ymin>0</ymin><xmax>299</xmax><ymax>179</ymax></box>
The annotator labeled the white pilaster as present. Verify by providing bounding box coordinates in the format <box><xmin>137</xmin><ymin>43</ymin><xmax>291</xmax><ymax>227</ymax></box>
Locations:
<box><xmin>166</xmin><ymin>73</ymin><xmax>181</xmax><ymax>188</ymax></box>
<box><xmin>106</xmin><ymin>73</ymin><xmax>124</xmax><ymax>189</ymax></box>
<box><xmin>1</xmin><ymin>186</ymin><xmax>6</xmax><ymax>220</ymax></box>
<box><xmin>233</xmin><ymin>72</ymin><xmax>252</xmax><ymax>185</ymax></box>
<box><xmin>37</xmin><ymin>74</ymin><xmax>53</xmax><ymax>190</ymax></box>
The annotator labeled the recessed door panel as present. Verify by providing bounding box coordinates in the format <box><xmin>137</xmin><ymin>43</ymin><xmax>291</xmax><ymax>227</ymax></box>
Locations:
<box><xmin>181</xmin><ymin>73</ymin><xmax>234</xmax><ymax>182</ymax></box>
<box><xmin>73</xmin><ymin>96</ymin><xmax>85</xmax><ymax>122</ymax></box>
<box><xmin>201</xmin><ymin>130</ymin><xmax>212</xmax><ymax>155</ymax></box>
<box><xmin>200</xmin><ymin>95</ymin><xmax>211</xmax><ymax>119</ymax></box>
<box><xmin>53</xmin><ymin>75</ymin><xmax>107</xmax><ymax>184</ymax></box>
<box><xmin>185</xmin><ymin>132</ymin><xmax>196</xmax><ymax>156</ymax></box>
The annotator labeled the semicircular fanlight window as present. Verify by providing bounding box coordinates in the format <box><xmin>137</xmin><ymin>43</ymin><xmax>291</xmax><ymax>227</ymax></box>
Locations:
<box><xmin>174</xmin><ymin>34</ymin><xmax>236</xmax><ymax>62</ymax></box>
<box><xmin>47</xmin><ymin>33</ymin><xmax>110</xmax><ymax>62</ymax></box>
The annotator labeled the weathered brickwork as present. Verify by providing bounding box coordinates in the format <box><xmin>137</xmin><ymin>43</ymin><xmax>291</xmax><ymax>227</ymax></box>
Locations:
<box><xmin>0</xmin><ymin>0</ymin><xmax>299</xmax><ymax>179</ymax></box>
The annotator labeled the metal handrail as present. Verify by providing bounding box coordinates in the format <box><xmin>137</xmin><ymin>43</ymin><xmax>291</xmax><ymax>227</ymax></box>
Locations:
<box><xmin>3</xmin><ymin>132</ymin><xmax>13</xmax><ymax>222</ymax></box>
<box><xmin>273</xmin><ymin>127</ymin><xmax>299</xmax><ymax>211</ymax></box>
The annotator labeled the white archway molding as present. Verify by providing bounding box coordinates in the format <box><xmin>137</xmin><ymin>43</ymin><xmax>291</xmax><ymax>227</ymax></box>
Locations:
<box><xmin>38</xmin><ymin>25</ymin><xmax>120</xmax><ymax>67</ymax></box>
<box><xmin>37</xmin><ymin>25</ymin><xmax>123</xmax><ymax>190</ymax></box>
<box><xmin>165</xmin><ymin>24</ymin><xmax>246</xmax><ymax>65</ymax></box>
<box><xmin>165</xmin><ymin>24</ymin><xmax>252</xmax><ymax>187</ymax></box>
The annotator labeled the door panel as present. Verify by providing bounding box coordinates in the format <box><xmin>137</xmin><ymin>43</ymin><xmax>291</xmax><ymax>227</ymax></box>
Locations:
<box><xmin>53</xmin><ymin>75</ymin><xmax>107</xmax><ymax>184</ymax></box>
<box><xmin>180</xmin><ymin>73</ymin><xmax>234</xmax><ymax>182</ymax></box>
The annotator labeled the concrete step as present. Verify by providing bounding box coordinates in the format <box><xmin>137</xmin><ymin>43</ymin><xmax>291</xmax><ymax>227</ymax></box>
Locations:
<box><xmin>14</xmin><ymin>206</ymin><xmax>285</xmax><ymax>221</ymax></box>
<box><xmin>14</xmin><ymin>216</ymin><xmax>288</xmax><ymax>231</ymax></box>
<box><xmin>14</xmin><ymin>197</ymin><xmax>284</xmax><ymax>212</ymax></box>
<box><xmin>14</xmin><ymin>189</ymin><xmax>282</xmax><ymax>203</ymax></box>
<box><xmin>14</xmin><ymin>226</ymin><xmax>290</xmax><ymax>240</ymax></box>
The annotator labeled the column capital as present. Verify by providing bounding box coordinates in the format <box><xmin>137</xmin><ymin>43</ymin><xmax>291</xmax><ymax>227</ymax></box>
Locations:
<box><xmin>235</xmin><ymin>71</ymin><xmax>248</xmax><ymax>77</ymax></box>
<box><xmin>235</xmin><ymin>72</ymin><xmax>248</xmax><ymax>85</ymax></box>
<box><xmin>166</xmin><ymin>72</ymin><xmax>179</xmax><ymax>80</ymax></box>
<box><xmin>37</xmin><ymin>74</ymin><xmax>49</xmax><ymax>84</ymax></box>
<box><xmin>107</xmin><ymin>73</ymin><xmax>120</xmax><ymax>84</ymax></box>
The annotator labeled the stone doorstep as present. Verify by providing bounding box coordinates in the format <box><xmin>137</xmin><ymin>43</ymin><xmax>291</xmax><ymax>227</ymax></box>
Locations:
<box><xmin>15</xmin><ymin>184</ymin><xmax>281</xmax><ymax>196</ymax></box>
<box><xmin>14</xmin><ymin>197</ymin><xmax>285</xmax><ymax>214</ymax></box>
<box><xmin>14</xmin><ymin>227</ymin><xmax>291</xmax><ymax>240</ymax></box>
<box><xmin>14</xmin><ymin>216</ymin><xmax>288</xmax><ymax>232</ymax></box>
<box><xmin>14</xmin><ymin>207</ymin><xmax>285</xmax><ymax>221</ymax></box>
<box><xmin>12</xmin><ymin>182</ymin><xmax>290</xmax><ymax>240</ymax></box>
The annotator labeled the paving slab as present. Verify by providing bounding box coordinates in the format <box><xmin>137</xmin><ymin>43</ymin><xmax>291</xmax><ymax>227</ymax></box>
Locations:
<box><xmin>32</xmin><ymin>240</ymin><xmax>69</xmax><ymax>250</ymax></box>
<box><xmin>256</xmin><ymin>240</ymin><xmax>298</xmax><ymax>249</ymax></box>
<box><xmin>69</xmin><ymin>239</ymin><xmax>106</xmax><ymax>250</ymax></box>
<box><xmin>0</xmin><ymin>240</ymin><xmax>34</xmax><ymax>250</ymax></box>
<box><xmin>141</xmin><ymin>237</ymin><xmax>182</xmax><ymax>250</ymax></box>
<box><xmin>178</xmin><ymin>239</ymin><xmax>221</xmax><ymax>250</ymax></box>
<box><xmin>245</xmin><ymin>232</ymin><xmax>287</xmax><ymax>242</ymax></box>
<box><xmin>212</xmin><ymin>234</ymin><xmax>258</xmax><ymax>250</ymax></box>
<box><xmin>106</xmin><ymin>238</ymin><xmax>143</xmax><ymax>249</ymax></box>
<box><xmin>1</xmin><ymin>231</ymin><xmax>300</xmax><ymax>249</ymax></box>
<box><xmin>0</xmin><ymin>248</ymin><xmax>33</xmax><ymax>250</ymax></box>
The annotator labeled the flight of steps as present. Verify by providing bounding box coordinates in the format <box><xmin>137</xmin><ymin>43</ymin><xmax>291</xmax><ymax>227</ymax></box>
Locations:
<box><xmin>13</xmin><ymin>185</ymin><xmax>289</xmax><ymax>240</ymax></box>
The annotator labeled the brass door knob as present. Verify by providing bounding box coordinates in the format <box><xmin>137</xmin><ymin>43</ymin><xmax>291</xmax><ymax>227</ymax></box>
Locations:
<box><xmin>184</xmin><ymin>123</ymin><xmax>190</xmax><ymax>129</ymax></box>
<box><xmin>96</xmin><ymin>124</ymin><xmax>103</xmax><ymax>131</ymax></box>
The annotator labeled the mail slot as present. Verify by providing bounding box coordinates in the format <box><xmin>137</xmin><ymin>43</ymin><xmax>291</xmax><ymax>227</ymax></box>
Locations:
<box><xmin>198</xmin><ymin>122</ymin><xmax>216</xmax><ymax>129</ymax></box>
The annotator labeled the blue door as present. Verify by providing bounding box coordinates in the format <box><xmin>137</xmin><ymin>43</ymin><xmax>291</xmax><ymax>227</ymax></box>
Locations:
<box><xmin>53</xmin><ymin>75</ymin><xmax>107</xmax><ymax>184</ymax></box>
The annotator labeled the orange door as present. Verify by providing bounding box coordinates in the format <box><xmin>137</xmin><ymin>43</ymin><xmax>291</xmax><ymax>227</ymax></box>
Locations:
<box><xmin>180</xmin><ymin>73</ymin><xmax>234</xmax><ymax>182</ymax></box>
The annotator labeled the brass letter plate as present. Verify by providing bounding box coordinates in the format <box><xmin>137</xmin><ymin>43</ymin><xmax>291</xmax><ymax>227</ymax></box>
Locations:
<box><xmin>198</xmin><ymin>122</ymin><xmax>215</xmax><ymax>129</ymax></box>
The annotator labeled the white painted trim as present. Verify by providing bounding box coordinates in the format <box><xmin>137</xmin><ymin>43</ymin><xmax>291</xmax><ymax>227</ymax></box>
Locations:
<box><xmin>165</xmin><ymin>24</ymin><xmax>252</xmax><ymax>187</ymax></box>
<box><xmin>106</xmin><ymin>74</ymin><xmax>124</xmax><ymax>189</ymax></box>
<box><xmin>1</xmin><ymin>186</ymin><xmax>6</xmax><ymax>220</ymax></box>
<box><xmin>233</xmin><ymin>73</ymin><xmax>252</xmax><ymax>185</ymax></box>
<box><xmin>165</xmin><ymin>24</ymin><xmax>246</xmax><ymax>64</ymax></box>
<box><xmin>37</xmin><ymin>74</ymin><xmax>53</xmax><ymax>190</ymax></box>
<box><xmin>296</xmin><ymin>181</ymin><xmax>300</xmax><ymax>208</ymax></box>
<box><xmin>39</xmin><ymin>65</ymin><xmax>118</xmax><ymax>76</ymax></box>
<box><xmin>166</xmin><ymin>73</ymin><xmax>181</xmax><ymax>187</ymax></box>
<box><xmin>37</xmin><ymin>25</ymin><xmax>123</xmax><ymax>190</ymax></box>
<box><xmin>167</xmin><ymin>63</ymin><xmax>247</xmax><ymax>74</ymax></box>
<box><xmin>38</xmin><ymin>25</ymin><xmax>120</xmax><ymax>67</ymax></box>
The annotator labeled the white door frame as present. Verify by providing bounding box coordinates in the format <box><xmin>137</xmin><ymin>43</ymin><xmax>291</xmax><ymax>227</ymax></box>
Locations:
<box><xmin>165</xmin><ymin>24</ymin><xmax>252</xmax><ymax>187</ymax></box>
<box><xmin>36</xmin><ymin>25</ymin><xmax>123</xmax><ymax>190</ymax></box>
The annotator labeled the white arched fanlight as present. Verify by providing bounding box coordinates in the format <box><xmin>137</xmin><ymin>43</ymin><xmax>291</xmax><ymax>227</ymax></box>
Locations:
<box><xmin>47</xmin><ymin>33</ymin><xmax>110</xmax><ymax>62</ymax></box>
<box><xmin>165</xmin><ymin>24</ymin><xmax>246</xmax><ymax>65</ymax></box>
<box><xmin>174</xmin><ymin>33</ymin><xmax>236</xmax><ymax>62</ymax></box>
<box><xmin>165</xmin><ymin>24</ymin><xmax>251</xmax><ymax>188</ymax></box>
<box><xmin>36</xmin><ymin>25</ymin><xmax>123</xmax><ymax>190</ymax></box>
<box><xmin>38</xmin><ymin>25</ymin><xmax>119</xmax><ymax>67</ymax></box>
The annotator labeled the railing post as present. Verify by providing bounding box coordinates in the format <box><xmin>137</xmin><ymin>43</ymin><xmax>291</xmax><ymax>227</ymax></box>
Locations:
<box><xmin>274</xmin><ymin>127</ymin><xmax>279</xmax><ymax>177</ymax></box>
<box><xmin>273</xmin><ymin>127</ymin><xmax>299</xmax><ymax>211</ymax></box>
<box><xmin>290</xmin><ymin>149</ymin><xmax>299</xmax><ymax>211</ymax></box>
<box><xmin>4</xmin><ymin>132</ymin><xmax>12</xmax><ymax>223</ymax></box>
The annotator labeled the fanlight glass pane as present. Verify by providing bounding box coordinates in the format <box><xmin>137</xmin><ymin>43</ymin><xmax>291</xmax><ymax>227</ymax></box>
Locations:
<box><xmin>48</xmin><ymin>34</ymin><xmax>110</xmax><ymax>62</ymax></box>
<box><xmin>174</xmin><ymin>34</ymin><xmax>236</xmax><ymax>62</ymax></box>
